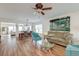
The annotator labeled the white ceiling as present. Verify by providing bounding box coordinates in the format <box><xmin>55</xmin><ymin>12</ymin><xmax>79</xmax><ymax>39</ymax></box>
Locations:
<box><xmin>0</xmin><ymin>3</ymin><xmax>79</xmax><ymax>23</ymax></box>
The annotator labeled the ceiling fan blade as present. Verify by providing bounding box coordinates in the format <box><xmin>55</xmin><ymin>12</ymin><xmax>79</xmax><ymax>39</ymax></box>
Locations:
<box><xmin>42</xmin><ymin>7</ymin><xmax>52</xmax><ymax>10</ymax></box>
<box><xmin>41</xmin><ymin>11</ymin><xmax>45</xmax><ymax>15</ymax></box>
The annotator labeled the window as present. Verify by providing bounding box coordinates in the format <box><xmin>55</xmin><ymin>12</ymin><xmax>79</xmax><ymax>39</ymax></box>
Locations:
<box><xmin>19</xmin><ymin>26</ymin><xmax>23</xmax><ymax>31</ymax></box>
<box><xmin>8</xmin><ymin>26</ymin><xmax>16</xmax><ymax>34</ymax></box>
<box><xmin>18</xmin><ymin>24</ymin><xmax>24</xmax><ymax>32</ymax></box>
<box><xmin>35</xmin><ymin>24</ymin><xmax>42</xmax><ymax>33</ymax></box>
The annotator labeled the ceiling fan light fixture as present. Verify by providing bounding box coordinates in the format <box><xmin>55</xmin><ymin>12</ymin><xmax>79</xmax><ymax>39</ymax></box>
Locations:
<box><xmin>36</xmin><ymin>9</ymin><xmax>42</xmax><ymax>13</ymax></box>
<box><xmin>33</xmin><ymin>9</ymin><xmax>43</xmax><ymax>15</ymax></box>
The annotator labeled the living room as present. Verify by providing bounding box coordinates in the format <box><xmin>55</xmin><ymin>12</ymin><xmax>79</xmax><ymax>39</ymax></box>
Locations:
<box><xmin>0</xmin><ymin>3</ymin><xmax>79</xmax><ymax>56</ymax></box>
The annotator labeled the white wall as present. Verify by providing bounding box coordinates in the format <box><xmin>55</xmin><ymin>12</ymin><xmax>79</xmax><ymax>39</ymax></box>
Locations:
<box><xmin>0</xmin><ymin>22</ymin><xmax>1</xmax><ymax>35</ymax></box>
<box><xmin>41</xmin><ymin>19</ymin><xmax>50</xmax><ymax>33</ymax></box>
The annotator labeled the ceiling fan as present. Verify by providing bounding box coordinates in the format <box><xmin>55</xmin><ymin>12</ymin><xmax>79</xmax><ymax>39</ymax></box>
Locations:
<box><xmin>33</xmin><ymin>3</ymin><xmax>52</xmax><ymax>15</ymax></box>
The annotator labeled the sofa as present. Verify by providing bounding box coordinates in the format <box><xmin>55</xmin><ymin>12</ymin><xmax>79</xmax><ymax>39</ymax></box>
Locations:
<box><xmin>46</xmin><ymin>31</ymin><xmax>72</xmax><ymax>47</ymax></box>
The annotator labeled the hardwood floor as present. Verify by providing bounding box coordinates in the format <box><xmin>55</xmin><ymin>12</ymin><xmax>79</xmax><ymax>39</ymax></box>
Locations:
<box><xmin>0</xmin><ymin>35</ymin><xmax>66</xmax><ymax>56</ymax></box>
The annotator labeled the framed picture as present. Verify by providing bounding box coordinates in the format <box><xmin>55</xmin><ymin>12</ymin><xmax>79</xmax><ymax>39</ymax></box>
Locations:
<box><xmin>50</xmin><ymin>16</ymin><xmax>70</xmax><ymax>31</ymax></box>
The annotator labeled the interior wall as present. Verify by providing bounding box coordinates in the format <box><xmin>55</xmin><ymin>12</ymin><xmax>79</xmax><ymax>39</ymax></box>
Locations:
<box><xmin>0</xmin><ymin>22</ymin><xmax>1</xmax><ymax>35</ymax></box>
<box><xmin>41</xmin><ymin>19</ymin><xmax>50</xmax><ymax>34</ymax></box>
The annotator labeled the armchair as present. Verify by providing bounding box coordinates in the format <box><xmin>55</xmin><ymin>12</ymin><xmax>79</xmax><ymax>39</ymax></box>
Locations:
<box><xmin>65</xmin><ymin>34</ymin><xmax>79</xmax><ymax>56</ymax></box>
<box><xmin>31</xmin><ymin>31</ymin><xmax>54</xmax><ymax>49</ymax></box>
<box><xmin>65</xmin><ymin>45</ymin><xmax>79</xmax><ymax>56</ymax></box>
